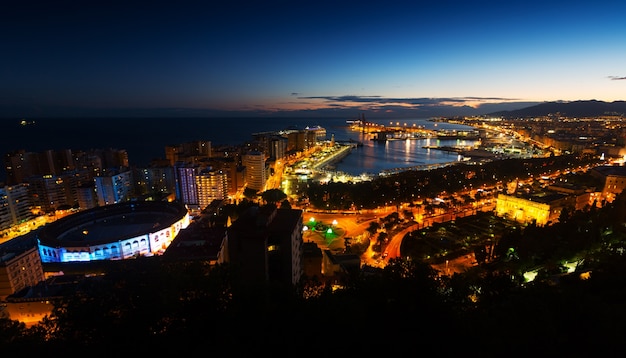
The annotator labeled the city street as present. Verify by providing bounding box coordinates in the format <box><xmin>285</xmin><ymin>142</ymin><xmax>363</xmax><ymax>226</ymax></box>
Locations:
<box><xmin>0</xmin><ymin>210</ymin><xmax>74</xmax><ymax>245</ymax></box>
<box><xmin>302</xmin><ymin>207</ymin><xmax>481</xmax><ymax>273</ymax></box>
<box><xmin>302</xmin><ymin>201</ymin><xmax>498</xmax><ymax>273</ymax></box>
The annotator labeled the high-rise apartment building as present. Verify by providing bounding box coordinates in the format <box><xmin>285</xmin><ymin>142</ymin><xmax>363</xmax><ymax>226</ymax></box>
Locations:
<box><xmin>25</xmin><ymin>174</ymin><xmax>78</xmax><ymax>212</ymax></box>
<box><xmin>38</xmin><ymin>149</ymin><xmax>75</xmax><ymax>175</ymax></box>
<box><xmin>4</xmin><ymin>150</ymin><xmax>40</xmax><ymax>186</ymax></box>
<box><xmin>175</xmin><ymin>163</ymin><xmax>200</xmax><ymax>210</ymax></box>
<box><xmin>73</xmin><ymin>151</ymin><xmax>104</xmax><ymax>178</ymax></box>
<box><xmin>269</xmin><ymin>137</ymin><xmax>288</xmax><ymax>161</ymax></box>
<box><xmin>205</xmin><ymin>157</ymin><xmax>243</xmax><ymax>197</ymax></box>
<box><xmin>76</xmin><ymin>183</ymin><xmax>98</xmax><ymax>210</ymax></box>
<box><xmin>0</xmin><ymin>189</ymin><xmax>10</xmax><ymax>231</ymax></box>
<box><xmin>132</xmin><ymin>165</ymin><xmax>176</xmax><ymax>200</ymax></box>
<box><xmin>195</xmin><ymin>168</ymin><xmax>228</xmax><ymax>211</ymax></box>
<box><xmin>165</xmin><ymin>140</ymin><xmax>211</xmax><ymax>165</ymax></box>
<box><xmin>94</xmin><ymin>170</ymin><xmax>132</xmax><ymax>206</ymax></box>
<box><xmin>242</xmin><ymin>151</ymin><xmax>266</xmax><ymax>192</ymax></box>
<box><xmin>4</xmin><ymin>148</ymin><xmax>128</xmax><ymax>186</ymax></box>
<box><xmin>0</xmin><ymin>183</ymin><xmax>34</xmax><ymax>231</ymax></box>
<box><xmin>286</xmin><ymin>128</ymin><xmax>322</xmax><ymax>152</ymax></box>
<box><xmin>92</xmin><ymin>148</ymin><xmax>129</xmax><ymax>170</ymax></box>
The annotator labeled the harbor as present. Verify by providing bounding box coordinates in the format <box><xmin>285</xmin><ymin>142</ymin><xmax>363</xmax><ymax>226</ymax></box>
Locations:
<box><xmin>347</xmin><ymin>116</ymin><xmax>480</xmax><ymax>142</ymax></box>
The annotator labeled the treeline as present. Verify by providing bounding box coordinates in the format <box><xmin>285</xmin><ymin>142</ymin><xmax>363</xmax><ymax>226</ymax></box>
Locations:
<box><xmin>305</xmin><ymin>153</ymin><xmax>601</xmax><ymax>210</ymax></box>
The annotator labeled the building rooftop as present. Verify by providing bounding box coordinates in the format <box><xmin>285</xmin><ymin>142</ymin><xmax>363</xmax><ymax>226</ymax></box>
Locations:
<box><xmin>0</xmin><ymin>232</ymin><xmax>38</xmax><ymax>265</ymax></box>
<box><xmin>520</xmin><ymin>191</ymin><xmax>569</xmax><ymax>204</ymax></box>
<box><xmin>164</xmin><ymin>225</ymin><xmax>226</xmax><ymax>261</ymax></box>
<box><xmin>591</xmin><ymin>165</ymin><xmax>626</xmax><ymax>177</ymax></box>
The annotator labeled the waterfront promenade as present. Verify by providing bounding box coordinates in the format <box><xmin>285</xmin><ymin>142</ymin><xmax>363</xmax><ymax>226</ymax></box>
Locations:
<box><xmin>310</xmin><ymin>143</ymin><xmax>354</xmax><ymax>170</ymax></box>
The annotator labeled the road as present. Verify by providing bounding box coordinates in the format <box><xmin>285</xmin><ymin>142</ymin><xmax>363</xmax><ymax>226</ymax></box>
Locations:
<box><xmin>382</xmin><ymin>222</ymin><xmax>417</xmax><ymax>263</ymax></box>
<box><xmin>379</xmin><ymin>204</ymin><xmax>496</xmax><ymax>272</ymax></box>
<box><xmin>301</xmin><ymin>205</ymin><xmax>487</xmax><ymax>274</ymax></box>
<box><xmin>1</xmin><ymin>210</ymin><xmax>75</xmax><ymax>245</ymax></box>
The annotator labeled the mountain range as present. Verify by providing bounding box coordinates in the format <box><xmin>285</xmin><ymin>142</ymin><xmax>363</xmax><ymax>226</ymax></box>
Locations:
<box><xmin>487</xmin><ymin>100</ymin><xmax>626</xmax><ymax>118</ymax></box>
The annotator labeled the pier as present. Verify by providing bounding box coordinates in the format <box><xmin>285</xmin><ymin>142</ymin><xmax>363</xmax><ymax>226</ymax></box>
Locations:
<box><xmin>379</xmin><ymin>161</ymin><xmax>462</xmax><ymax>176</ymax></box>
<box><xmin>348</xmin><ymin>117</ymin><xmax>480</xmax><ymax>142</ymax></box>
<box><xmin>310</xmin><ymin>143</ymin><xmax>353</xmax><ymax>170</ymax></box>
<box><xmin>422</xmin><ymin>145</ymin><xmax>465</xmax><ymax>153</ymax></box>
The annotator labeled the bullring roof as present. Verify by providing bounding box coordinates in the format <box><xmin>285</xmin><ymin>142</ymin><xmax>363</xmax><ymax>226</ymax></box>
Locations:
<box><xmin>37</xmin><ymin>201</ymin><xmax>187</xmax><ymax>248</ymax></box>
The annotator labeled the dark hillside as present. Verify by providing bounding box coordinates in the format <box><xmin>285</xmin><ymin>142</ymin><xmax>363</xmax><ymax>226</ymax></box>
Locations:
<box><xmin>489</xmin><ymin>100</ymin><xmax>626</xmax><ymax>118</ymax></box>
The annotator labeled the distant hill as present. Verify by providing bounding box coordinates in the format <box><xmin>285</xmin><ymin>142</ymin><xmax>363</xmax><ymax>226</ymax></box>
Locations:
<box><xmin>489</xmin><ymin>100</ymin><xmax>626</xmax><ymax>118</ymax></box>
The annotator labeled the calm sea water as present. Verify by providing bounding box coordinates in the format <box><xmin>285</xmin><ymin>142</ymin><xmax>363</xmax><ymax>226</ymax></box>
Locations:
<box><xmin>0</xmin><ymin>117</ymin><xmax>477</xmax><ymax>182</ymax></box>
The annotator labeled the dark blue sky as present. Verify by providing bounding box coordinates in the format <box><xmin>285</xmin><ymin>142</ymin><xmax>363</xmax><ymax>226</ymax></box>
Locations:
<box><xmin>2</xmin><ymin>0</ymin><xmax>625</xmax><ymax>118</ymax></box>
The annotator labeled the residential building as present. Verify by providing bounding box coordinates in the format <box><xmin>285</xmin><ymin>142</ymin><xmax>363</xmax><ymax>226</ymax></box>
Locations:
<box><xmin>165</xmin><ymin>140</ymin><xmax>211</xmax><ymax>166</ymax></box>
<box><xmin>226</xmin><ymin>205</ymin><xmax>304</xmax><ymax>290</ymax></box>
<box><xmin>94</xmin><ymin>169</ymin><xmax>132</xmax><ymax>206</ymax></box>
<box><xmin>175</xmin><ymin>163</ymin><xmax>200</xmax><ymax>211</ymax></box>
<box><xmin>322</xmin><ymin>250</ymin><xmax>361</xmax><ymax>284</ymax></box>
<box><xmin>132</xmin><ymin>165</ymin><xmax>176</xmax><ymax>201</ymax></box>
<box><xmin>76</xmin><ymin>183</ymin><xmax>98</xmax><ymax>210</ymax></box>
<box><xmin>196</xmin><ymin>168</ymin><xmax>228</xmax><ymax>211</ymax></box>
<box><xmin>590</xmin><ymin>165</ymin><xmax>626</xmax><ymax>202</ymax></box>
<box><xmin>0</xmin><ymin>241</ymin><xmax>45</xmax><ymax>301</ymax></box>
<box><xmin>3</xmin><ymin>149</ymin><xmax>74</xmax><ymax>186</ymax></box>
<box><xmin>205</xmin><ymin>157</ymin><xmax>243</xmax><ymax>197</ymax></box>
<box><xmin>302</xmin><ymin>241</ymin><xmax>323</xmax><ymax>280</ymax></box>
<box><xmin>25</xmin><ymin>173</ymin><xmax>78</xmax><ymax>212</ymax></box>
<box><xmin>0</xmin><ymin>183</ymin><xmax>34</xmax><ymax>231</ymax></box>
<box><xmin>242</xmin><ymin>151</ymin><xmax>266</xmax><ymax>192</ymax></box>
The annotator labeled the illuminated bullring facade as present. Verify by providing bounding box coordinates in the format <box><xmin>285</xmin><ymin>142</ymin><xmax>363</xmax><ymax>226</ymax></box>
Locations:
<box><xmin>37</xmin><ymin>201</ymin><xmax>190</xmax><ymax>263</ymax></box>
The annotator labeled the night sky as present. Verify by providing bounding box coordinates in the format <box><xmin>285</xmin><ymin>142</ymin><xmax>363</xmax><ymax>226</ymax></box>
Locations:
<box><xmin>2</xmin><ymin>0</ymin><xmax>625</xmax><ymax>118</ymax></box>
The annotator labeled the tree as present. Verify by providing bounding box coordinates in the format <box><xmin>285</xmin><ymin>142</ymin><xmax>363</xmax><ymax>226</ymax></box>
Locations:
<box><xmin>558</xmin><ymin>206</ymin><xmax>572</xmax><ymax>224</ymax></box>
<box><xmin>243</xmin><ymin>187</ymin><xmax>259</xmax><ymax>200</ymax></box>
<box><xmin>280</xmin><ymin>199</ymin><xmax>291</xmax><ymax>209</ymax></box>
<box><xmin>261</xmin><ymin>188</ymin><xmax>287</xmax><ymax>204</ymax></box>
<box><xmin>366</xmin><ymin>221</ymin><xmax>380</xmax><ymax>235</ymax></box>
<box><xmin>0</xmin><ymin>318</ymin><xmax>27</xmax><ymax>346</ymax></box>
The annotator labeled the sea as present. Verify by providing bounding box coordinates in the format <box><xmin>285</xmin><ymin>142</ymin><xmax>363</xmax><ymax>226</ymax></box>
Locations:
<box><xmin>0</xmin><ymin>117</ymin><xmax>478</xmax><ymax>183</ymax></box>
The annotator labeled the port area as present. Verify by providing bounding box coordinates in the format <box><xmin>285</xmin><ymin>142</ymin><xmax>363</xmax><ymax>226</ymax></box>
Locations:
<box><xmin>347</xmin><ymin>120</ymin><xmax>480</xmax><ymax>142</ymax></box>
<box><xmin>310</xmin><ymin>142</ymin><xmax>354</xmax><ymax>170</ymax></box>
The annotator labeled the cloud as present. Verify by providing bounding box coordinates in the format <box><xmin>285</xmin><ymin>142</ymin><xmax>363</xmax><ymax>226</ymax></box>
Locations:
<box><xmin>608</xmin><ymin>76</ymin><xmax>626</xmax><ymax>80</ymax></box>
<box><xmin>297</xmin><ymin>95</ymin><xmax>521</xmax><ymax>108</ymax></box>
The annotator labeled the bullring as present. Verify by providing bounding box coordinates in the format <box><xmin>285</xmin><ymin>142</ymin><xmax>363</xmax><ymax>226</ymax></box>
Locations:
<box><xmin>37</xmin><ymin>201</ymin><xmax>190</xmax><ymax>263</ymax></box>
